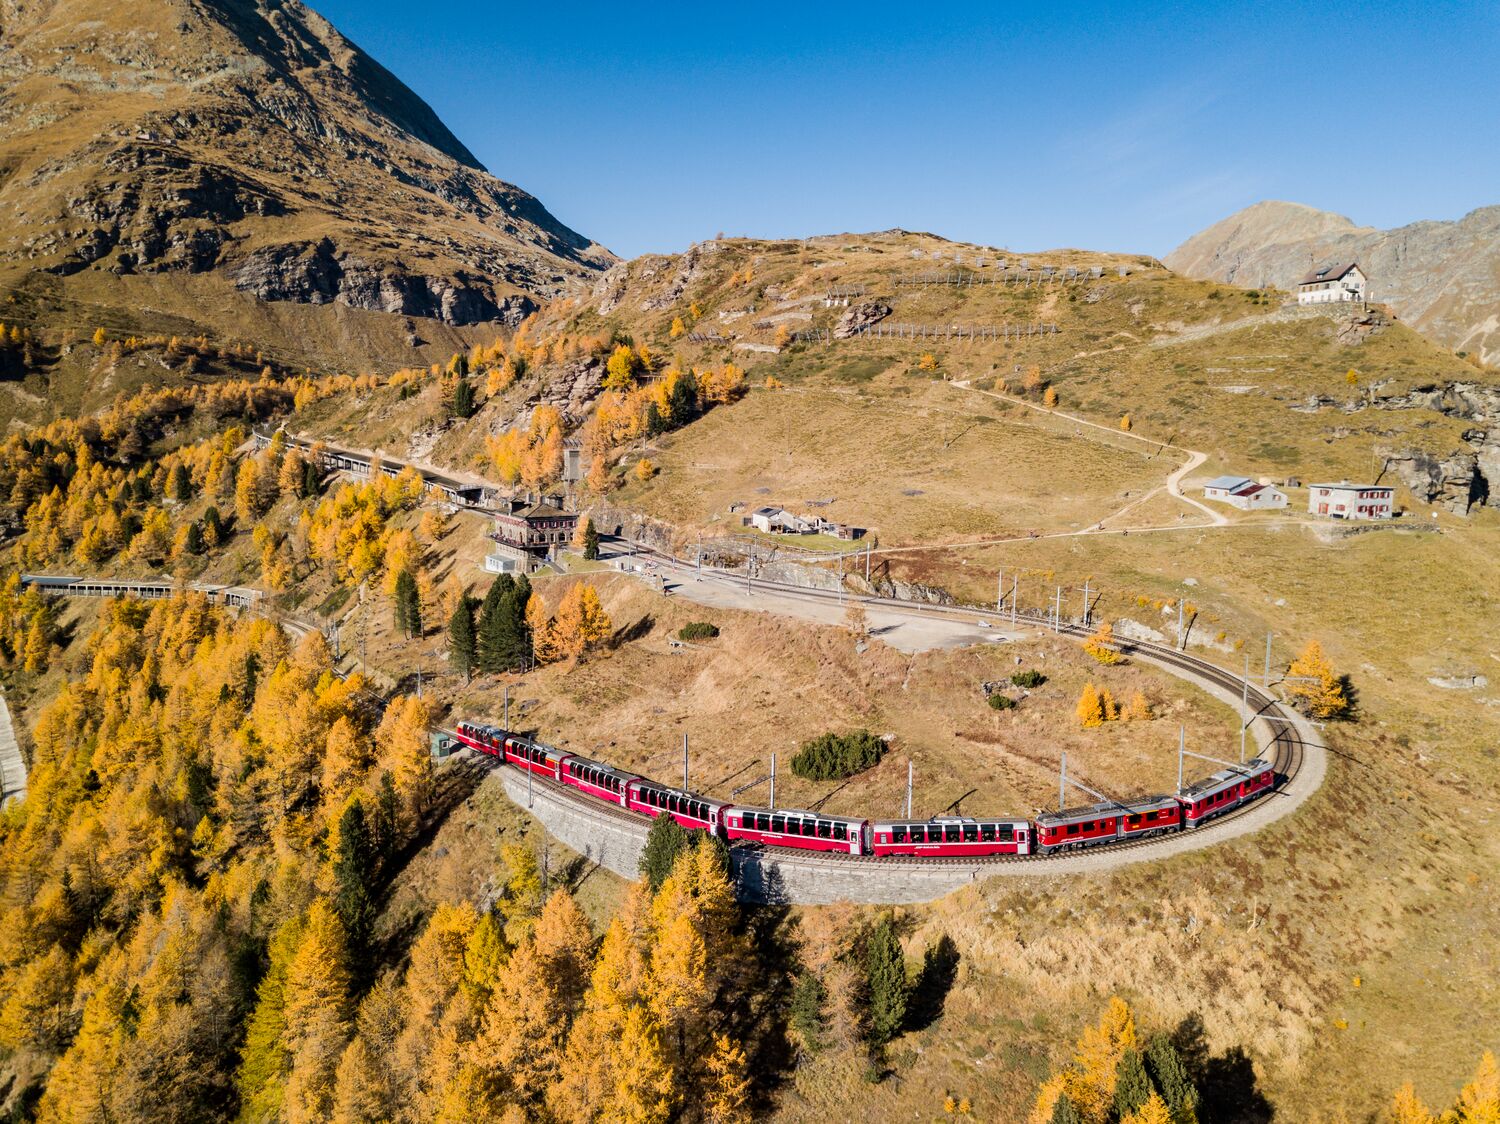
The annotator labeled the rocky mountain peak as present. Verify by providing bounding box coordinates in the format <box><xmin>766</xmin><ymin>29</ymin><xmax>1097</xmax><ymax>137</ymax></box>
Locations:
<box><xmin>0</xmin><ymin>0</ymin><xmax>614</xmax><ymax>333</ymax></box>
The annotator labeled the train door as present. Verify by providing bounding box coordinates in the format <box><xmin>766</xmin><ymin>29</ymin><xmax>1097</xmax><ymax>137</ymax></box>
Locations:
<box><xmin>1016</xmin><ymin>827</ymin><xmax>1029</xmax><ymax>856</ymax></box>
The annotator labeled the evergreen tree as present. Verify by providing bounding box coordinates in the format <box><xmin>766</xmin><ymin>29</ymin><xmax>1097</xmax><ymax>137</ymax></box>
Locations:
<box><xmin>789</xmin><ymin>973</ymin><xmax>827</xmax><ymax>1055</ymax></box>
<box><xmin>476</xmin><ymin>574</ymin><xmax>515</xmax><ymax>673</ymax></box>
<box><xmin>864</xmin><ymin>916</ymin><xmax>908</xmax><ymax>1047</ymax></box>
<box><xmin>667</xmin><ymin>369</ymin><xmax>699</xmax><ymax>424</ymax></box>
<box><xmin>639</xmin><ymin>813</ymin><xmax>693</xmax><ymax>892</ymax></box>
<box><xmin>132</xmin><ymin>474</ymin><xmax>152</xmax><ymax>503</ymax></box>
<box><xmin>1144</xmin><ymin>1034</ymin><xmax>1199</xmax><ymax>1122</ymax></box>
<box><xmin>448</xmin><ymin>595</ymin><xmax>476</xmax><ymax>681</ymax></box>
<box><xmin>452</xmin><ymin>378</ymin><xmax>476</xmax><ymax>419</ymax></box>
<box><xmin>331</xmin><ymin>799</ymin><xmax>377</xmax><ymax>963</ymax></box>
<box><xmin>302</xmin><ymin>459</ymin><xmax>321</xmax><ymax>498</ymax></box>
<box><xmin>504</xmin><ymin>574</ymin><xmax>532</xmax><ymax>666</ymax></box>
<box><xmin>581</xmin><ymin>518</ymin><xmax>599</xmax><ymax>561</ymax></box>
<box><xmin>168</xmin><ymin>463</ymin><xmax>193</xmax><ymax>503</ymax></box>
<box><xmin>183</xmin><ymin>521</ymin><xmax>204</xmax><ymax>555</ymax></box>
<box><xmin>1049</xmin><ymin>1094</ymin><xmax>1083</xmax><ymax>1124</ymax></box>
<box><xmin>371</xmin><ymin>771</ymin><xmax>401</xmax><ymax>873</ymax></box>
<box><xmin>643</xmin><ymin>401</ymin><xmax>664</xmax><ymax>436</ymax></box>
<box><xmin>1114</xmin><ymin>1047</ymin><xmax>1156</xmax><ymax>1119</ymax></box>
<box><xmin>393</xmin><ymin>567</ymin><xmax>421</xmax><ymax>638</ymax></box>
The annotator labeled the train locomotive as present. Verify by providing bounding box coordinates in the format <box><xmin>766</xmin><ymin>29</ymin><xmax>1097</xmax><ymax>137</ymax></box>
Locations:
<box><xmin>453</xmin><ymin>720</ymin><xmax>1277</xmax><ymax>861</ymax></box>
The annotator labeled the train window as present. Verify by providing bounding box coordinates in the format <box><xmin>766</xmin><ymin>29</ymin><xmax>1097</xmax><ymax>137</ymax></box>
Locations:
<box><xmin>1066</xmin><ymin>824</ymin><xmax>1079</xmax><ymax>836</ymax></box>
<box><xmin>962</xmin><ymin>824</ymin><xmax>978</xmax><ymax>842</ymax></box>
<box><xmin>944</xmin><ymin>825</ymin><xmax>960</xmax><ymax>843</ymax></box>
<box><xmin>833</xmin><ymin>823</ymin><xmax>847</xmax><ymax>841</ymax></box>
<box><xmin>770</xmin><ymin>815</ymin><xmax>785</xmax><ymax>833</ymax></box>
<box><xmin>892</xmin><ymin>826</ymin><xmax>907</xmax><ymax>843</ymax></box>
<box><xmin>755</xmin><ymin>814</ymin><xmax>769</xmax><ymax>832</ymax></box>
<box><xmin>980</xmin><ymin>823</ymin><xmax>996</xmax><ymax>842</ymax></box>
<box><xmin>817</xmin><ymin>820</ymin><xmax>830</xmax><ymax>839</ymax></box>
<box><xmin>999</xmin><ymin>823</ymin><xmax>1014</xmax><ymax>841</ymax></box>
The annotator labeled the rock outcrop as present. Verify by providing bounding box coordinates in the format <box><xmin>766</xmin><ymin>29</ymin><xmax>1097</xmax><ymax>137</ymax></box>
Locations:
<box><xmin>1167</xmin><ymin>200</ymin><xmax>1500</xmax><ymax>364</ymax></box>
<box><xmin>834</xmin><ymin>301</ymin><xmax>892</xmax><ymax>339</ymax></box>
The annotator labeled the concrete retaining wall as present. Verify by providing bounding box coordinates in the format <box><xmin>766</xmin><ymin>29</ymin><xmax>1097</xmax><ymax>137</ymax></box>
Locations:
<box><xmin>500</xmin><ymin>766</ymin><xmax>998</xmax><ymax>904</ymax></box>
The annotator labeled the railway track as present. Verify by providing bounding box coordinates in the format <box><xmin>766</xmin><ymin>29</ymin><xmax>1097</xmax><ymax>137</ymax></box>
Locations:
<box><xmin>465</xmin><ymin>561</ymin><xmax>1319</xmax><ymax>877</ymax></box>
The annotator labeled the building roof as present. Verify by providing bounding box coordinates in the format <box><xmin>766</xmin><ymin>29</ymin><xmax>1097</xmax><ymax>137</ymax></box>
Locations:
<box><xmin>752</xmin><ymin>506</ymin><xmax>782</xmax><ymax>517</ymax></box>
<box><xmin>1309</xmin><ymin>482</ymin><xmax>1392</xmax><ymax>492</ymax></box>
<box><xmin>1204</xmin><ymin>475</ymin><xmax>1253</xmax><ymax>492</ymax></box>
<box><xmin>1297</xmin><ymin>261</ymin><xmax>1361</xmax><ymax>287</ymax></box>
<box><xmin>497</xmin><ymin>501</ymin><xmax>572</xmax><ymax>520</ymax></box>
<box><xmin>1238</xmin><ymin>483</ymin><xmax>1269</xmax><ymax>497</ymax></box>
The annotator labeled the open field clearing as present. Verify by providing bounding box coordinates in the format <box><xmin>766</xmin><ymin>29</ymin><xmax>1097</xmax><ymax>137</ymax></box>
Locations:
<box><xmin>620</xmin><ymin>380</ymin><xmax>1170</xmax><ymax>544</ymax></box>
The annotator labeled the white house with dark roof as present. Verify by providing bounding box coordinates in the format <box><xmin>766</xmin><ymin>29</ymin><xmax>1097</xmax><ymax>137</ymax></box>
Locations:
<box><xmin>1203</xmin><ymin>475</ymin><xmax>1288</xmax><ymax>510</ymax></box>
<box><xmin>1297</xmin><ymin>262</ymin><xmax>1367</xmax><ymax>305</ymax></box>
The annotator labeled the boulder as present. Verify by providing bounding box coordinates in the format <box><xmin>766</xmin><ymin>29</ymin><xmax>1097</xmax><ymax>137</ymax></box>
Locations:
<box><xmin>1379</xmin><ymin>446</ymin><xmax>1485</xmax><ymax>512</ymax></box>
<box><xmin>834</xmin><ymin>301</ymin><xmax>892</xmax><ymax>339</ymax></box>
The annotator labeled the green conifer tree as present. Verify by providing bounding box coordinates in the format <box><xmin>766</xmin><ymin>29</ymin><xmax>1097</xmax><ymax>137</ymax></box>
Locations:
<box><xmin>1049</xmin><ymin>1093</ymin><xmax>1083</xmax><ymax>1124</ymax></box>
<box><xmin>638</xmin><ymin>813</ymin><xmax>692</xmax><ymax>891</ymax></box>
<box><xmin>1114</xmin><ymin>1047</ymin><xmax>1156</xmax><ymax>1119</ymax></box>
<box><xmin>865</xmin><ymin>917</ymin><xmax>908</xmax><ymax>1046</ymax></box>
<box><xmin>476</xmin><ymin>574</ymin><xmax>515</xmax><ymax>673</ymax></box>
<box><xmin>332</xmin><ymin>799</ymin><xmax>376</xmax><ymax>963</ymax></box>
<box><xmin>448</xmin><ymin>594</ymin><xmax>477</xmax><ymax>681</ymax></box>
<box><xmin>393</xmin><ymin>568</ymin><xmax>420</xmax><ymax>638</ymax></box>
<box><xmin>168</xmin><ymin>463</ymin><xmax>193</xmax><ymax>503</ymax></box>
<box><xmin>1144</xmin><ymin>1035</ymin><xmax>1200</xmax><ymax>1122</ymax></box>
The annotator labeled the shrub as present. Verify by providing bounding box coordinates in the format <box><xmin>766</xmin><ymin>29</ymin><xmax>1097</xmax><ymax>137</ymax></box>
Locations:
<box><xmin>678</xmin><ymin>621</ymin><xmax>720</xmax><ymax>641</ymax></box>
<box><xmin>790</xmin><ymin>730</ymin><xmax>886</xmax><ymax>781</ymax></box>
<box><xmin>987</xmin><ymin>693</ymin><xmax>1016</xmax><ymax>711</ymax></box>
<box><xmin>1011</xmin><ymin>669</ymin><xmax>1046</xmax><ymax>688</ymax></box>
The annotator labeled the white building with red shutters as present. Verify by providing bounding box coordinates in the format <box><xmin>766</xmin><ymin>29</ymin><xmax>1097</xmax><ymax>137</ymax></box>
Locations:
<box><xmin>1307</xmin><ymin>482</ymin><xmax>1393</xmax><ymax>520</ymax></box>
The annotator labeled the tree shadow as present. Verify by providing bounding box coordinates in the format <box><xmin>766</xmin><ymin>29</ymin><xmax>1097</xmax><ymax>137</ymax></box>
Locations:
<box><xmin>610</xmin><ymin>613</ymin><xmax>654</xmax><ymax>648</ymax></box>
<box><xmin>1172</xmin><ymin>1013</ymin><xmax>1275</xmax><ymax>1123</ymax></box>
<box><xmin>904</xmin><ymin>933</ymin><xmax>960</xmax><ymax>1032</ymax></box>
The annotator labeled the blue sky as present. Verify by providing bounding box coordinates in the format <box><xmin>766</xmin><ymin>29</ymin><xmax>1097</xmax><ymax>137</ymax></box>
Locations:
<box><xmin>314</xmin><ymin>1</ymin><xmax>1500</xmax><ymax>259</ymax></box>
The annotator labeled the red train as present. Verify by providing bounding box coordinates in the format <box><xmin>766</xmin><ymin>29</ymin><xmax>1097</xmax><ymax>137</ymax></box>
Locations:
<box><xmin>452</xmin><ymin>721</ymin><xmax>1277</xmax><ymax>862</ymax></box>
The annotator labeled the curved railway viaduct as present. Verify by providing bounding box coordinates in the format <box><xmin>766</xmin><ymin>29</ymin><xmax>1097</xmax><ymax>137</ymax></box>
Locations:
<box><xmin>477</xmin><ymin>559</ymin><xmax>1325</xmax><ymax>904</ymax></box>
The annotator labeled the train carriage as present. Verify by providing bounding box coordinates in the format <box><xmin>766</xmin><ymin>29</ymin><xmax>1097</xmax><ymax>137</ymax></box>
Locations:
<box><xmin>1178</xmin><ymin>757</ymin><xmax>1275</xmax><ymax>827</ymax></box>
<box><xmin>560</xmin><ymin>755</ymin><xmax>639</xmax><ymax>808</ymax></box>
<box><xmin>870</xmin><ymin>816</ymin><xmax>1032</xmax><ymax>857</ymax></box>
<box><xmin>626</xmin><ymin>781</ymin><xmax>728</xmax><ymax>834</ymax></box>
<box><xmin>503</xmin><ymin>737</ymin><xmax>567</xmax><ymax>782</ymax></box>
<box><xmin>1036</xmin><ymin>794</ymin><xmax>1181</xmax><ymax>853</ymax></box>
<box><xmin>454</xmin><ymin>721</ymin><xmax>506</xmax><ymax>757</ymax></box>
<box><xmin>724</xmin><ymin>807</ymin><xmax>867</xmax><ymax>855</ymax></box>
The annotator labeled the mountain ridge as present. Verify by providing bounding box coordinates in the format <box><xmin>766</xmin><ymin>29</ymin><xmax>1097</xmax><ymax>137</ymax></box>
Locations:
<box><xmin>0</xmin><ymin>0</ymin><xmax>613</xmax><ymax>344</ymax></box>
<box><xmin>1166</xmin><ymin>200</ymin><xmax>1500</xmax><ymax>363</ymax></box>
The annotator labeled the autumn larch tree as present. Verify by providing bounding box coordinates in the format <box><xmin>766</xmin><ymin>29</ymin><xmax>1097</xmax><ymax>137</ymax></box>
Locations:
<box><xmin>1285</xmin><ymin>638</ymin><xmax>1350</xmax><ymax>719</ymax></box>
<box><xmin>1083</xmin><ymin>620</ymin><xmax>1122</xmax><ymax>665</ymax></box>
<box><xmin>1076</xmin><ymin>683</ymin><xmax>1105</xmax><ymax>728</ymax></box>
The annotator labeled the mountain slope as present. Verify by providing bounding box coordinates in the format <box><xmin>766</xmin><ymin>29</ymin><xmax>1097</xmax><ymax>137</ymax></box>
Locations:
<box><xmin>0</xmin><ymin>0</ymin><xmax>613</xmax><ymax>339</ymax></box>
<box><xmin>1166</xmin><ymin>200</ymin><xmax>1500</xmax><ymax>364</ymax></box>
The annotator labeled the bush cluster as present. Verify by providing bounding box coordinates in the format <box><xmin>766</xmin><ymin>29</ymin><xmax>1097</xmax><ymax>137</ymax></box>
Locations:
<box><xmin>790</xmin><ymin>730</ymin><xmax>886</xmax><ymax>781</ymax></box>
<box><xmin>1011</xmin><ymin>669</ymin><xmax>1046</xmax><ymax>688</ymax></box>
<box><xmin>987</xmin><ymin>693</ymin><xmax>1016</xmax><ymax>711</ymax></box>
<box><xmin>678</xmin><ymin>621</ymin><xmax>720</xmax><ymax>641</ymax></box>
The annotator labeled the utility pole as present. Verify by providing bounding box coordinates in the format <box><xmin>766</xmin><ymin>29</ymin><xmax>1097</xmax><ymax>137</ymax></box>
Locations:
<box><xmin>416</xmin><ymin>665</ymin><xmax>422</xmax><ymax>699</ymax></box>
<box><xmin>1241</xmin><ymin>652</ymin><xmax>1250</xmax><ymax>762</ymax></box>
<box><xmin>1080</xmin><ymin>578</ymin><xmax>1092</xmax><ymax>627</ymax></box>
<box><xmin>997</xmin><ymin>570</ymin><xmax>1004</xmax><ymax>613</ymax></box>
<box><xmin>906</xmin><ymin>760</ymin><xmax>914</xmax><ymax>818</ymax></box>
<box><xmin>1053</xmin><ymin>585</ymin><xmax>1064</xmax><ymax>633</ymax></box>
<box><xmin>1176</xmin><ymin>726</ymin><xmax>1185</xmax><ymax>794</ymax></box>
<box><xmin>769</xmin><ymin>752</ymin><xmax>776</xmax><ymax>807</ymax></box>
<box><xmin>683</xmin><ymin>733</ymin><xmax>689</xmax><ymax>790</ymax></box>
<box><xmin>1264</xmin><ymin>631</ymin><xmax>1273</xmax><ymax>687</ymax></box>
<box><xmin>865</xmin><ymin>540</ymin><xmax>872</xmax><ymax>582</ymax></box>
<box><xmin>503</xmin><ymin>685</ymin><xmax>509</xmax><ymax>731</ymax></box>
<box><xmin>527</xmin><ymin>758</ymin><xmax>533</xmax><ymax>808</ymax></box>
<box><xmin>1011</xmin><ymin>575</ymin><xmax>1018</xmax><ymax>626</ymax></box>
<box><xmin>1059</xmin><ymin>751</ymin><xmax>1067</xmax><ymax>811</ymax></box>
<box><xmin>838</xmin><ymin>552</ymin><xmax>844</xmax><ymax>606</ymax></box>
<box><xmin>1177</xmin><ymin>599</ymin><xmax>1185</xmax><ymax>650</ymax></box>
